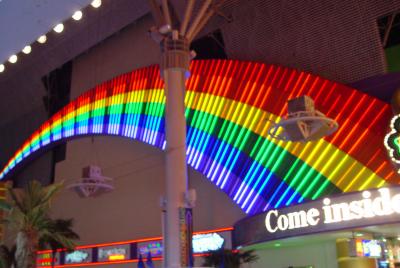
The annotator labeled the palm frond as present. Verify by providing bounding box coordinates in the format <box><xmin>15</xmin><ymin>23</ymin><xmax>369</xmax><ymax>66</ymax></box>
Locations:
<box><xmin>0</xmin><ymin>200</ymin><xmax>11</xmax><ymax>212</ymax></box>
<box><xmin>6</xmin><ymin>186</ymin><xmax>25</xmax><ymax>214</ymax></box>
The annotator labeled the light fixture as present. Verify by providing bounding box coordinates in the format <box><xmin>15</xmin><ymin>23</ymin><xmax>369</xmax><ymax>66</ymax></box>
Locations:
<box><xmin>0</xmin><ymin>64</ymin><xmax>4</xmax><ymax>73</ymax></box>
<box><xmin>274</xmin><ymin>243</ymin><xmax>281</xmax><ymax>247</ymax></box>
<box><xmin>355</xmin><ymin>232</ymin><xmax>363</xmax><ymax>237</ymax></box>
<box><xmin>53</xmin><ymin>23</ymin><xmax>64</xmax><ymax>33</ymax></box>
<box><xmin>22</xmin><ymin>45</ymin><xmax>32</xmax><ymax>54</ymax></box>
<box><xmin>8</xmin><ymin>55</ymin><xmax>17</xmax><ymax>64</ymax></box>
<box><xmin>362</xmin><ymin>191</ymin><xmax>371</xmax><ymax>198</ymax></box>
<box><xmin>37</xmin><ymin>35</ymin><xmax>47</xmax><ymax>44</ymax></box>
<box><xmin>72</xmin><ymin>10</ymin><xmax>83</xmax><ymax>21</ymax></box>
<box><xmin>91</xmin><ymin>0</ymin><xmax>101</xmax><ymax>8</ymax></box>
<box><xmin>397</xmin><ymin>237</ymin><xmax>400</xmax><ymax>241</ymax></box>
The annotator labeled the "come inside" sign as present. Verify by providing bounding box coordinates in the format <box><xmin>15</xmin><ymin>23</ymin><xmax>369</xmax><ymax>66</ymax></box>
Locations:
<box><xmin>233</xmin><ymin>187</ymin><xmax>400</xmax><ymax>247</ymax></box>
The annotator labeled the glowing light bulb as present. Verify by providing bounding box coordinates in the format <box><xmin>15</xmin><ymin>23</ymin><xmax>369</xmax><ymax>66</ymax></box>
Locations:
<box><xmin>53</xmin><ymin>23</ymin><xmax>64</xmax><ymax>33</ymax></box>
<box><xmin>0</xmin><ymin>64</ymin><xmax>4</xmax><ymax>73</ymax></box>
<box><xmin>72</xmin><ymin>10</ymin><xmax>83</xmax><ymax>21</ymax></box>
<box><xmin>91</xmin><ymin>0</ymin><xmax>101</xmax><ymax>8</ymax></box>
<box><xmin>22</xmin><ymin>45</ymin><xmax>32</xmax><ymax>54</ymax></box>
<box><xmin>37</xmin><ymin>35</ymin><xmax>47</xmax><ymax>44</ymax></box>
<box><xmin>8</xmin><ymin>55</ymin><xmax>17</xmax><ymax>64</ymax></box>
<box><xmin>362</xmin><ymin>191</ymin><xmax>371</xmax><ymax>198</ymax></box>
<box><xmin>323</xmin><ymin>198</ymin><xmax>331</xmax><ymax>205</ymax></box>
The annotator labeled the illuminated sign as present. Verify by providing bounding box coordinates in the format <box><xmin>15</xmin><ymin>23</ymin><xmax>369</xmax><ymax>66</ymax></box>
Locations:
<box><xmin>385</xmin><ymin>115</ymin><xmax>400</xmax><ymax>172</ymax></box>
<box><xmin>234</xmin><ymin>187</ymin><xmax>400</xmax><ymax>247</ymax></box>
<box><xmin>362</xmin><ymin>240</ymin><xmax>382</xmax><ymax>258</ymax></box>
<box><xmin>138</xmin><ymin>232</ymin><xmax>228</xmax><ymax>257</ymax></box>
<box><xmin>192</xmin><ymin>233</ymin><xmax>225</xmax><ymax>253</ymax></box>
<box><xmin>98</xmin><ymin>244</ymin><xmax>130</xmax><ymax>262</ymax></box>
<box><xmin>36</xmin><ymin>252</ymin><xmax>60</xmax><ymax>267</ymax></box>
<box><xmin>65</xmin><ymin>249</ymin><xmax>92</xmax><ymax>264</ymax></box>
<box><xmin>138</xmin><ymin>241</ymin><xmax>163</xmax><ymax>257</ymax></box>
<box><xmin>179</xmin><ymin>208</ymin><xmax>193</xmax><ymax>267</ymax></box>
<box><xmin>108</xmin><ymin>254</ymin><xmax>126</xmax><ymax>261</ymax></box>
<box><xmin>2</xmin><ymin>61</ymin><xmax>391</xmax><ymax>218</ymax></box>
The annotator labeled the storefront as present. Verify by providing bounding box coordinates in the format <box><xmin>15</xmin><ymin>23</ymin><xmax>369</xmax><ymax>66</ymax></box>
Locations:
<box><xmin>36</xmin><ymin>227</ymin><xmax>232</xmax><ymax>267</ymax></box>
<box><xmin>233</xmin><ymin>186</ymin><xmax>400</xmax><ymax>268</ymax></box>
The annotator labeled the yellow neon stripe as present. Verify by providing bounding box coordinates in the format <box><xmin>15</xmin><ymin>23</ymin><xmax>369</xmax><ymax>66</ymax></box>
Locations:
<box><xmin>76</xmin><ymin>103</ymin><xmax>91</xmax><ymax>118</ymax></box>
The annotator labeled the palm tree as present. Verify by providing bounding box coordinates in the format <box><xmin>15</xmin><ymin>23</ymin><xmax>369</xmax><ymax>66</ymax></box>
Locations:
<box><xmin>0</xmin><ymin>180</ymin><xmax>79</xmax><ymax>268</ymax></box>
<box><xmin>39</xmin><ymin>219</ymin><xmax>80</xmax><ymax>267</ymax></box>
<box><xmin>202</xmin><ymin>248</ymin><xmax>259</xmax><ymax>268</ymax></box>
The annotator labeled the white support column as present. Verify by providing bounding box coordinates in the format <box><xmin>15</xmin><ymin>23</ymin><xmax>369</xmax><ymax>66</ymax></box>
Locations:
<box><xmin>147</xmin><ymin>1</ymin><xmax>217</xmax><ymax>266</ymax></box>
<box><xmin>163</xmin><ymin>68</ymin><xmax>188</xmax><ymax>268</ymax></box>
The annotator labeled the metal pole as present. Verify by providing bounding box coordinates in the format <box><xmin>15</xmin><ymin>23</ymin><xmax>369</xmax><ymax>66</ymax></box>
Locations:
<box><xmin>162</xmin><ymin>35</ymin><xmax>191</xmax><ymax>268</ymax></box>
<box><xmin>147</xmin><ymin>1</ymin><xmax>219</xmax><ymax>266</ymax></box>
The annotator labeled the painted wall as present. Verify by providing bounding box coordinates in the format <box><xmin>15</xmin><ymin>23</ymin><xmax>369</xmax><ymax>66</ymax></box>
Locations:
<box><xmin>52</xmin><ymin>136</ymin><xmax>245</xmax><ymax>244</ymax></box>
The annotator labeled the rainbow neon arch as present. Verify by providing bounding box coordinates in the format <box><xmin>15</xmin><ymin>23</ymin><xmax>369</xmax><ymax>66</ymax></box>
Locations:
<box><xmin>0</xmin><ymin>60</ymin><xmax>397</xmax><ymax>214</ymax></box>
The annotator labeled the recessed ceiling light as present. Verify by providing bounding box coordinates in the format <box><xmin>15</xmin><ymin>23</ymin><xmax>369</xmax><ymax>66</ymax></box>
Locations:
<box><xmin>37</xmin><ymin>35</ymin><xmax>47</xmax><ymax>44</ymax></box>
<box><xmin>91</xmin><ymin>0</ymin><xmax>101</xmax><ymax>8</ymax></box>
<box><xmin>53</xmin><ymin>23</ymin><xmax>64</xmax><ymax>33</ymax></box>
<box><xmin>72</xmin><ymin>10</ymin><xmax>83</xmax><ymax>21</ymax></box>
<box><xmin>8</xmin><ymin>55</ymin><xmax>17</xmax><ymax>64</ymax></box>
<box><xmin>22</xmin><ymin>45</ymin><xmax>32</xmax><ymax>54</ymax></box>
<box><xmin>0</xmin><ymin>64</ymin><xmax>4</xmax><ymax>73</ymax></box>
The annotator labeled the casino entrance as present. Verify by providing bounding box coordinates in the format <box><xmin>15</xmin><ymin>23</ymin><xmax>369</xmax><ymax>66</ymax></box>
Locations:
<box><xmin>233</xmin><ymin>187</ymin><xmax>400</xmax><ymax>268</ymax></box>
<box><xmin>238</xmin><ymin>223</ymin><xmax>400</xmax><ymax>268</ymax></box>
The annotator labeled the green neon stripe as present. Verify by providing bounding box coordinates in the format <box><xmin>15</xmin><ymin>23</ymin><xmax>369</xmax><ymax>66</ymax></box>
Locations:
<box><xmin>93</xmin><ymin>106</ymin><xmax>105</xmax><ymax>117</ymax></box>
<box><xmin>63</xmin><ymin>118</ymin><xmax>75</xmax><ymax>128</ymax></box>
<box><xmin>187</xmin><ymin>108</ymin><xmax>341</xmax><ymax>199</ymax></box>
<box><xmin>76</xmin><ymin>111</ymin><xmax>90</xmax><ymax>123</ymax></box>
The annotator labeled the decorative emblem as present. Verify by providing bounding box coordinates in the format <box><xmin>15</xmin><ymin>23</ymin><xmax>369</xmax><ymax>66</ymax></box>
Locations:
<box><xmin>384</xmin><ymin>115</ymin><xmax>400</xmax><ymax>168</ymax></box>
